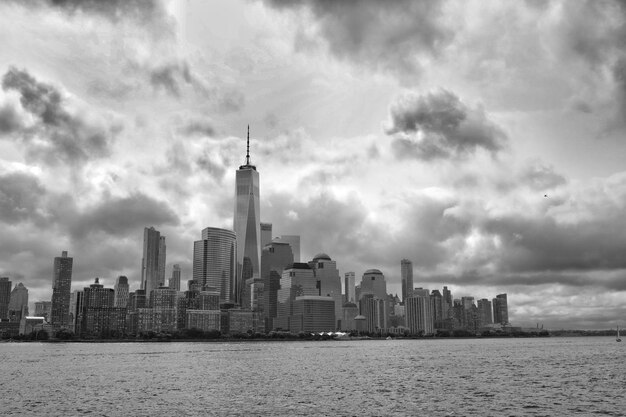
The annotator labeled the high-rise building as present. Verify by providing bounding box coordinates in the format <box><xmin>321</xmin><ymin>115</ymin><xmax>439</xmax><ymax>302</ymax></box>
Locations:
<box><xmin>51</xmin><ymin>251</ymin><xmax>73</xmax><ymax>328</ymax></box>
<box><xmin>193</xmin><ymin>227</ymin><xmax>237</xmax><ymax>302</ymax></box>
<box><xmin>8</xmin><ymin>283</ymin><xmax>28</xmax><ymax>322</ymax></box>
<box><xmin>290</xmin><ymin>296</ymin><xmax>336</xmax><ymax>333</ymax></box>
<box><xmin>400</xmin><ymin>259</ymin><xmax>413</xmax><ymax>302</ymax></box>
<box><xmin>359</xmin><ymin>269</ymin><xmax>387</xmax><ymax>301</ymax></box>
<box><xmin>141</xmin><ymin>227</ymin><xmax>166</xmax><ymax>297</ymax></box>
<box><xmin>234</xmin><ymin>126</ymin><xmax>261</xmax><ymax>305</ymax></box>
<box><xmin>493</xmin><ymin>293</ymin><xmax>509</xmax><ymax>325</ymax></box>
<box><xmin>359</xmin><ymin>294</ymin><xmax>387</xmax><ymax>334</ymax></box>
<box><xmin>273</xmin><ymin>235</ymin><xmax>300</xmax><ymax>262</ymax></box>
<box><xmin>260</xmin><ymin>222</ymin><xmax>272</xmax><ymax>248</ymax></box>
<box><xmin>34</xmin><ymin>301</ymin><xmax>52</xmax><ymax>321</ymax></box>
<box><xmin>260</xmin><ymin>241</ymin><xmax>294</xmax><ymax>331</ymax></box>
<box><xmin>477</xmin><ymin>298</ymin><xmax>493</xmax><ymax>327</ymax></box>
<box><xmin>114</xmin><ymin>276</ymin><xmax>129</xmax><ymax>308</ymax></box>
<box><xmin>0</xmin><ymin>277</ymin><xmax>12</xmax><ymax>321</ymax></box>
<box><xmin>274</xmin><ymin>263</ymin><xmax>318</xmax><ymax>331</ymax></box>
<box><xmin>430</xmin><ymin>290</ymin><xmax>444</xmax><ymax>329</ymax></box>
<box><xmin>344</xmin><ymin>272</ymin><xmax>355</xmax><ymax>304</ymax></box>
<box><xmin>169</xmin><ymin>264</ymin><xmax>181</xmax><ymax>292</ymax></box>
<box><xmin>308</xmin><ymin>253</ymin><xmax>342</xmax><ymax>329</ymax></box>
<box><xmin>406</xmin><ymin>293</ymin><xmax>434</xmax><ymax>335</ymax></box>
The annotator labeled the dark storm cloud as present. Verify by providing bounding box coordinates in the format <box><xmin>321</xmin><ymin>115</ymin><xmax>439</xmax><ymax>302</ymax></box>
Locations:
<box><xmin>0</xmin><ymin>172</ymin><xmax>45</xmax><ymax>223</ymax></box>
<box><xmin>44</xmin><ymin>0</ymin><xmax>169</xmax><ymax>28</ymax></box>
<box><xmin>0</xmin><ymin>102</ymin><xmax>22</xmax><ymax>133</ymax></box>
<box><xmin>1</xmin><ymin>67</ymin><xmax>119</xmax><ymax>166</ymax></box>
<box><xmin>50</xmin><ymin>192</ymin><xmax>179</xmax><ymax>239</ymax></box>
<box><xmin>263</xmin><ymin>0</ymin><xmax>451</xmax><ymax>78</ymax></box>
<box><xmin>385</xmin><ymin>89</ymin><xmax>507</xmax><ymax>160</ymax></box>
<box><xmin>180</xmin><ymin>118</ymin><xmax>216</xmax><ymax>137</ymax></box>
<box><xmin>150</xmin><ymin>63</ymin><xmax>192</xmax><ymax>98</ymax></box>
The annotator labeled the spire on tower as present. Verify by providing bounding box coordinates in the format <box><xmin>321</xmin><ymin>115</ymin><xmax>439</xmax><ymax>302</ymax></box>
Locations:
<box><xmin>246</xmin><ymin>124</ymin><xmax>251</xmax><ymax>165</ymax></box>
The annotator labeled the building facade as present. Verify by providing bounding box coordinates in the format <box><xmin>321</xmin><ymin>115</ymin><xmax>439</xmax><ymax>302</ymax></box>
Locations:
<box><xmin>234</xmin><ymin>127</ymin><xmax>261</xmax><ymax>305</ymax></box>
<box><xmin>141</xmin><ymin>227</ymin><xmax>166</xmax><ymax>297</ymax></box>
<box><xmin>51</xmin><ymin>251</ymin><xmax>73</xmax><ymax>328</ymax></box>
<box><xmin>114</xmin><ymin>276</ymin><xmax>129</xmax><ymax>308</ymax></box>
<box><xmin>400</xmin><ymin>259</ymin><xmax>414</xmax><ymax>302</ymax></box>
<box><xmin>193</xmin><ymin>227</ymin><xmax>237</xmax><ymax>302</ymax></box>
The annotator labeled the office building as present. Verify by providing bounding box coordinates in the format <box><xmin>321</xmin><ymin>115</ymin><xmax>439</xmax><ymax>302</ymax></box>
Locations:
<box><xmin>274</xmin><ymin>263</ymin><xmax>318</xmax><ymax>331</ymax></box>
<box><xmin>493</xmin><ymin>293</ymin><xmax>509</xmax><ymax>325</ymax></box>
<box><xmin>359</xmin><ymin>269</ymin><xmax>387</xmax><ymax>301</ymax></box>
<box><xmin>430</xmin><ymin>289</ymin><xmax>444</xmax><ymax>329</ymax></box>
<box><xmin>34</xmin><ymin>301</ymin><xmax>52</xmax><ymax>322</ymax></box>
<box><xmin>400</xmin><ymin>259</ymin><xmax>413</xmax><ymax>302</ymax></box>
<box><xmin>193</xmin><ymin>227</ymin><xmax>237</xmax><ymax>302</ymax></box>
<box><xmin>261</xmin><ymin>241</ymin><xmax>294</xmax><ymax>331</ymax></box>
<box><xmin>359</xmin><ymin>294</ymin><xmax>387</xmax><ymax>333</ymax></box>
<box><xmin>344</xmin><ymin>272</ymin><xmax>355</xmax><ymax>304</ymax></box>
<box><xmin>0</xmin><ymin>277</ymin><xmax>12</xmax><ymax>320</ymax></box>
<box><xmin>169</xmin><ymin>264</ymin><xmax>181</xmax><ymax>292</ymax></box>
<box><xmin>141</xmin><ymin>227</ymin><xmax>166</xmax><ymax>297</ymax></box>
<box><xmin>290</xmin><ymin>296</ymin><xmax>336</xmax><ymax>333</ymax></box>
<box><xmin>260</xmin><ymin>222</ymin><xmax>272</xmax><ymax>248</ymax></box>
<box><xmin>114</xmin><ymin>276</ymin><xmax>129</xmax><ymax>308</ymax></box>
<box><xmin>51</xmin><ymin>251</ymin><xmax>73</xmax><ymax>328</ymax></box>
<box><xmin>406</xmin><ymin>293</ymin><xmax>434</xmax><ymax>335</ymax></box>
<box><xmin>341</xmin><ymin>302</ymin><xmax>359</xmax><ymax>331</ymax></box>
<box><xmin>477</xmin><ymin>298</ymin><xmax>493</xmax><ymax>327</ymax></box>
<box><xmin>308</xmin><ymin>253</ymin><xmax>342</xmax><ymax>329</ymax></box>
<box><xmin>8</xmin><ymin>283</ymin><xmax>28</xmax><ymax>322</ymax></box>
<box><xmin>234</xmin><ymin>126</ymin><xmax>261</xmax><ymax>305</ymax></box>
<box><xmin>273</xmin><ymin>235</ymin><xmax>301</xmax><ymax>262</ymax></box>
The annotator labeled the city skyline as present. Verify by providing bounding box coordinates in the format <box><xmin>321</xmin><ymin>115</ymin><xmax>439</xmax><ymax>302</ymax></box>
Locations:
<box><xmin>0</xmin><ymin>1</ymin><xmax>625</xmax><ymax>329</ymax></box>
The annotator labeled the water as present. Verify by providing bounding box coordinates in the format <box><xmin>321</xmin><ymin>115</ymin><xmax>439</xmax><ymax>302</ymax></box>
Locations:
<box><xmin>1</xmin><ymin>337</ymin><xmax>624</xmax><ymax>416</ymax></box>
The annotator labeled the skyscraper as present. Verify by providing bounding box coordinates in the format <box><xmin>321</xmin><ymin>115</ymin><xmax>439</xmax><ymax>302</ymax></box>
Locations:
<box><xmin>193</xmin><ymin>227</ymin><xmax>237</xmax><ymax>302</ymax></box>
<box><xmin>0</xmin><ymin>277</ymin><xmax>12</xmax><ymax>321</ymax></box>
<box><xmin>359</xmin><ymin>269</ymin><xmax>387</xmax><ymax>301</ymax></box>
<box><xmin>8</xmin><ymin>283</ymin><xmax>28</xmax><ymax>322</ymax></box>
<box><xmin>273</xmin><ymin>235</ymin><xmax>301</xmax><ymax>262</ymax></box>
<box><xmin>51</xmin><ymin>251</ymin><xmax>73</xmax><ymax>327</ymax></box>
<box><xmin>261</xmin><ymin>241</ymin><xmax>293</xmax><ymax>331</ymax></box>
<box><xmin>308</xmin><ymin>253</ymin><xmax>342</xmax><ymax>328</ymax></box>
<box><xmin>169</xmin><ymin>264</ymin><xmax>181</xmax><ymax>292</ymax></box>
<box><xmin>400</xmin><ymin>259</ymin><xmax>414</xmax><ymax>302</ymax></box>
<box><xmin>114</xmin><ymin>276</ymin><xmax>129</xmax><ymax>308</ymax></box>
<box><xmin>260</xmin><ymin>222</ymin><xmax>272</xmax><ymax>248</ymax></box>
<box><xmin>141</xmin><ymin>227</ymin><xmax>166</xmax><ymax>297</ymax></box>
<box><xmin>234</xmin><ymin>126</ymin><xmax>261</xmax><ymax>305</ymax></box>
<box><xmin>493</xmin><ymin>293</ymin><xmax>509</xmax><ymax>325</ymax></box>
<box><xmin>344</xmin><ymin>272</ymin><xmax>355</xmax><ymax>303</ymax></box>
<box><xmin>406</xmin><ymin>293</ymin><xmax>434</xmax><ymax>336</ymax></box>
<box><xmin>477</xmin><ymin>298</ymin><xmax>493</xmax><ymax>327</ymax></box>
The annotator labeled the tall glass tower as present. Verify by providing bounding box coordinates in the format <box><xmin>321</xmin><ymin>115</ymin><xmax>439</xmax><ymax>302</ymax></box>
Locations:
<box><xmin>234</xmin><ymin>126</ymin><xmax>261</xmax><ymax>305</ymax></box>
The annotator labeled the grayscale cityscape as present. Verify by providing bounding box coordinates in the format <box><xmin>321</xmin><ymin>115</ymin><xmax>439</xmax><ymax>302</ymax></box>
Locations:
<box><xmin>0</xmin><ymin>131</ymin><xmax>513</xmax><ymax>340</ymax></box>
<box><xmin>1</xmin><ymin>1</ymin><xmax>625</xmax><ymax>416</ymax></box>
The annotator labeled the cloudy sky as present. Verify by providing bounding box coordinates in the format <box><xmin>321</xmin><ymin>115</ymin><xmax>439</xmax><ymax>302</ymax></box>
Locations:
<box><xmin>1</xmin><ymin>0</ymin><xmax>625</xmax><ymax>329</ymax></box>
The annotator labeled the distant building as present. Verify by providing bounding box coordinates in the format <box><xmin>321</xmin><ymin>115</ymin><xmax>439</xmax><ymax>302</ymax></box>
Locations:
<box><xmin>193</xmin><ymin>227</ymin><xmax>237</xmax><ymax>302</ymax></box>
<box><xmin>34</xmin><ymin>301</ymin><xmax>52</xmax><ymax>322</ymax></box>
<box><xmin>260</xmin><ymin>222</ymin><xmax>272</xmax><ymax>248</ymax></box>
<box><xmin>308</xmin><ymin>253</ymin><xmax>342</xmax><ymax>329</ymax></box>
<box><xmin>51</xmin><ymin>251</ymin><xmax>73</xmax><ymax>328</ymax></box>
<box><xmin>141</xmin><ymin>227</ymin><xmax>166</xmax><ymax>298</ymax></box>
<box><xmin>430</xmin><ymin>290</ymin><xmax>443</xmax><ymax>329</ymax></box>
<box><xmin>234</xmin><ymin>127</ymin><xmax>261</xmax><ymax>305</ymax></box>
<box><xmin>0</xmin><ymin>277</ymin><xmax>11</xmax><ymax>321</ymax></box>
<box><xmin>81</xmin><ymin>278</ymin><xmax>126</xmax><ymax>336</ymax></box>
<box><xmin>341</xmin><ymin>302</ymin><xmax>359</xmax><ymax>331</ymax></box>
<box><xmin>273</xmin><ymin>235</ymin><xmax>301</xmax><ymax>262</ymax></box>
<box><xmin>359</xmin><ymin>294</ymin><xmax>387</xmax><ymax>333</ymax></box>
<box><xmin>274</xmin><ymin>263</ymin><xmax>318</xmax><ymax>331</ymax></box>
<box><xmin>114</xmin><ymin>276</ymin><xmax>129</xmax><ymax>308</ymax></box>
<box><xmin>8</xmin><ymin>282</ymin><xmax>28</xmax><ymax>322</ymax></box>
<box><xmin>169</xmin><ymin>264</ymin><xmax>181</xmax><ymax>292</ymax></box>
<box><xmin>359</xmin><ymin>269</ymin><xmax>387</xmax><ymax>301</ymax></box>
<box><xmin>477</xmin><ymin>298</ymin><xmax>493</xmax><ymax>327</ymax></box>
<box><xmin>260</xmin><ymin>241</ymin><xmax>293</xmax><ymax>332</ymax></box>
<box><xmin>493</xmin><ymin>293</ymin><xmax>509</xmax><ymax>325</ymax></box>
<box><xmin>406</xmin><ymin>294</ymin><xmax>433</xmax><ymax>335</ymax></box>
<box><xmin>400</xmin><ymin>259</ymin><xmax>413</xmax><ymax>302</ymax></box>
<box><xmin>290</xmin><ymin>296</ymin><xmax>336</xmax><ymax>333</ymax></box>
<box><xmin>344</xmin><ymin>272</ymin><xmax>355</xmax><ymax>304</ymax></box>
